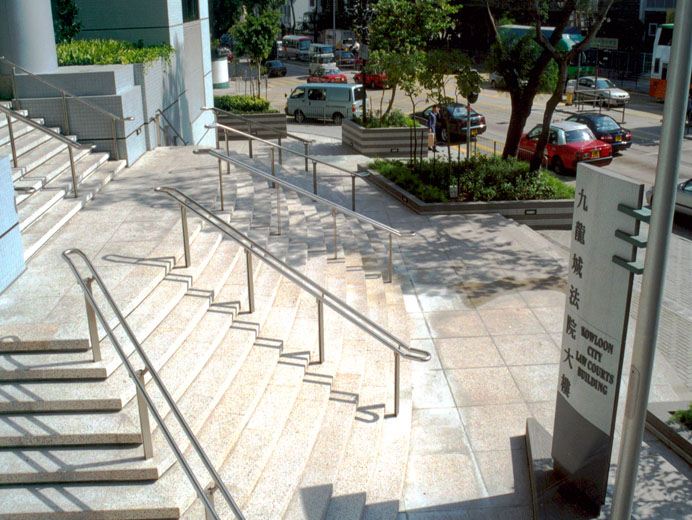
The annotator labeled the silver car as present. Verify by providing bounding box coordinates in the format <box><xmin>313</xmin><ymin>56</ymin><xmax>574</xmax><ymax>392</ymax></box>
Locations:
<box><xmin>575</xmin><ymin>76</ymin><xmax>630</xmax><ymax>106</ymax></box>
<box><xmin>646</xmin><ymin>178</ymin><xmax>692</xmax><ymax>216</ymax></box>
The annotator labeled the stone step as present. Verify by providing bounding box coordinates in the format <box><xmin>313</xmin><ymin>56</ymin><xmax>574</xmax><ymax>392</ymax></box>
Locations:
<box><xmin>22</xmin><ymin>159</ymin><xmax>126</xmax><ymax>261</ymax></box>
<box><xmin>18</xmin><ymin>152</ymin><xmax>109</xmax><ymax>231</ymax></box>
<box><xmin>0</xmin><ymin>108</ymin><xmax>28</xmax><ymax>127</ymax></box>
<box><xmin>0</xmin><ymin>336</ymin><xmax>89</xmax><ymax>354</ymax></box>
<box><xmin>0</xmin><ymin>117</ymin><xmax>44</xmax><ymax>148</ymax></box>
<box><xmin>1</xmin><ymin>126</ymin><xmax>58</xmax><ymax>166</ymax></box>
<box><xmin>14</xmin><ymin>146</ymin><xmax>94</xmax><ymax>206</ymax></box>
<box><xmin>10</xmin><ymin>137</ymin><xmax>74</xmax><ymax>182</ymax></box>
<box><xmin>0</xmin><ymin>445</ymin><xmax>158</xmax><ymax>484</ymax></box>
<box><xmin>0</xmin><ymin>411</ymin><xmax>142</xmax><ymax>447</ymax></box>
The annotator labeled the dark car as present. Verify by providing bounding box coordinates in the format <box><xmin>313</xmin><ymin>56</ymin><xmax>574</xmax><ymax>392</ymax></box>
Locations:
<box><xmin>566</xmin><ymin>113</ymin><xmax>632</xmax><ymax>153</ymax></box>
<box><xmin>216</xmin><ymin>47</ymin><xmax>234</xmax><ymax>61</ymax></box>
<box><xmin>265</xmin><ymin>60</ymin><xmax>287</xmax><ymax>77</ymax></box>
<box><xmin>412</xmin><ymin>104</ymin><xmax>487</xmax><ymax>142</ymax></box>
<box><xmin>334</xmin><ymin>50</ymin><xmax>356</xmax><ymax>68</ymax></box>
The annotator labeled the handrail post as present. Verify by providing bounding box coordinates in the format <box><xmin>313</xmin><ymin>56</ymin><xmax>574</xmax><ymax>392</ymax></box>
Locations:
<box><xmin>180</xmin><ymin>205</ymin><xmax>191</xmax><ymax>268</ymax></box>
<box><xmin>112</xmin><ymin>118</ymin><xmax>120</xmax><ymax>161</ymax></box>
<box><xmin>10</xmin><ymin>66</ymin><xmax>20</xmax><ymax>110</ymax></box>
<box><xmin>332</xmin><ymin>209</ymin><xmax>338</xmax><ymax>260</ymax></box>
<box><xmin>155</xmin><ymin>113</ymin><xmax>161</xmax><ymax>147</ymax></box>
<box><xmin>224</xmin><ymin>130</ymin><xmax>230</xmax><ymax>175</ymax></box>
<box><xmin>218</xmin><ymin>158</ymin><xmax>225</xmax><ymax>211</ymax></box>
<box><xmin>312</xmin><ymin>161</ymin><xmax>317</xmax><ymax>194</ymax></box>
<box><xmin>245</xmin><ymin>249</ymin><xmax>255</xmax><ymax>313</ymax></box>
<box><xmin>61</xmin><ymin>92</ymin><xmax>70</xmax><ymax>135</ymax></box>
<box><xmin>278</xmin><ymin>136</ymin><xmax>283</xmax><ymax>165</ymax></box>
<box><xmin>351</xmin><ymin>175</ymin><xmax>356</xmax><ymax>211</ymax></box>
<box><xmin>204</xmin><ymin>486</ymin><xmax>217</xmax><ymax>520</ymax></box>
<box><xmin>271</xmin><ymin>147</ymin><xmax>275</xmax><ymax>181</ymax></box>
<box><xmin>5</xmin><ymin>114</ymin><xmax>18</xmax><ymax>168</ymax></box>
<box><xmin>304</xmin><ymin>143</ymin><xmax>309</xmax><ymax>171</ymax></box>
<box><xmin>388</xmin><ymin>233</ymin><xmax>393</xmax><ymax>283</ymax></box>
<box><xmin>317</xmin><ymin>298</ymin><xmax>324</xmax><ymax>364</ymax></box>
<box><xmin>393</xmin><ymin>352</ymin><xmax>400</xmax><ymax>417</ymax></box>
<box><xmin>276</xmin><ymin>182</ymin><xmax>281</xmax><ymax>235</ymax></box>
<box><xmin>248</xmin><ymin>128</ymin><xmax>253</xmax><ymax>158</ymax></box>
<box><xmin>83</xmin><ymin>277</ymin><xmax>102</xmax><ymax>362</ymax></box>
<box><xmin>68</xmin><ymin>146</ymin><xmax>78</xmax><ymax>198</ymax></box>
<box><xmin>136</xmin><ymin>368</ymin><xmax>154</xmax><ymax>459</ymax></box>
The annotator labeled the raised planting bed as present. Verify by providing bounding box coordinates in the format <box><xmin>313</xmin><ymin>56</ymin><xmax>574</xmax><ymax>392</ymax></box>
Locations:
<box><xmin>646</xmin><ymin>401</ymin><xmax>692</xmax><ymax>466</ymax></box>
<box><xmin>342</xmin><ymin>118</ymin><xmax>428</xmax><ymax>158</ymax></box>
<box><xmin>361</xmin><ymin>155</ymin><xmax>575</xmax><ymax>229</ymax></box>
<box><xmin>216</xmin><ymin>112</ymin><xmax>287</xmax><ymax>141</ymax></box>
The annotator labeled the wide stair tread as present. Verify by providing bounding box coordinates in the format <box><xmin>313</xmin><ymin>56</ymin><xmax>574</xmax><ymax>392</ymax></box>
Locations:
<box><xmin>0</xmin><ymin>117</ymin><xmax>43</xmax><ymax>147</ymax></box>
<box><xmin>1</xmin><ymin>126</ymin><xmax>57</xmax><ymax>165</ymax></box>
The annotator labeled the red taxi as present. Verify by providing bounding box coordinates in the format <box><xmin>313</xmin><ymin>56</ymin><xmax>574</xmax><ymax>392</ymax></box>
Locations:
<box><xmin>307</xmin><ymin>68</ymin><xmax>347</xmax><ymax>83</ymax></box>
<box><xmin>519</xmin><ymin>121</ymin><xmax>612</xmax><ymax>174</ymax></box>
<box><xmin>354</xmin><ymin>70</ymin><xmax>388</xmax><ymax>89</ymax></box>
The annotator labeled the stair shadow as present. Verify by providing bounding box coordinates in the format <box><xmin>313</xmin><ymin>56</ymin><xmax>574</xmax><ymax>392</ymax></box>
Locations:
<box><xmin>355</xmin><ymin>404</ymin><xmax>384</xmax><ymax>424</ymax></box>
<box><xmin>101</xmin><ymin>254</ymin><xmax>176</xmax><ymax>270</ymax></box>
<box><xmin>278</xmin><ymin>350</ymin><xmax>311</xmax><ymax>368</ymax></box>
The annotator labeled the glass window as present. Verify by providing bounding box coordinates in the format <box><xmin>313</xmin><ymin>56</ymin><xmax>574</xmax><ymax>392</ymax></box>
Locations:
<box><xmin>596</xmin><ymin>79</ymin><xmax>616</xmax><ymax>89</ymax></box>
<box><xmin>299</xmin><ymin>40</ymin><xmax>311</xmax><ymax>50</ymax></box>
<box><xmin>565</xmin><ymin>128</ymin><xmax>595</xmax><ymax>143</ymax></box>
<box><xmin>290</xmin><ymin>87</ymin><xmax>306</xmax><ymax>99</ymax></box>
<box><xmin>182</xmin><ymin>0</ymin><xmax>199</xmax><ymax>22</ymax></box>
<box><xmin>682</xmin><ymin>181</ymin><xmax>692</xmax><ymax>193</ymax></box>
<box><xmin>548</xmin><ymin>130</ymin><xmax>558</xmax><ymax>144</ymax></box>
<box><xmin>353</xmin><ymin>86</ymin><xmax>364</xmax><ymax>101</ymax></box>
<box><xmin>308</xmin><ymin>88</ymin><xmax>326</xmax><ymax>101</ymax></box>
<box><xmin>527</xmin><ymin>126</ymin><xmax>542</xmax><ymax>140</ymax></box>
<box><xmin>593</xmin><ymin>116</ymin><xmax>620</xmax><ymax>131</ymax></box>
<box><xmin>659</xmin><ymin>26</ymin><xmax>674</xmax><ymax>45</ymax></box>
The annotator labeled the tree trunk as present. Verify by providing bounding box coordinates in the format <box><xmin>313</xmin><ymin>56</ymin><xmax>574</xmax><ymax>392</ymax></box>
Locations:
<box><xmin>530</xmin><ymin>60</ymin><xmax>569</xmax><ymax>172</ymax></box>
<box><xmin>502</xmin><ymin>90</ymin><xmax>535</xmax><ymax>159</ymax></box>
<box><xmin>257</xmin><ymin>62</ymin><xmax>262</xmax><ymax>98</ymax></box>
<box><xmin>383</xmin><ymin>83</ymin><xmax>397</xmax><ymax>117</ymax></box>
<box><xmin>290</xmin><ymin>1</ymin><xmax>296</xmax><ymax>33</ymax></box>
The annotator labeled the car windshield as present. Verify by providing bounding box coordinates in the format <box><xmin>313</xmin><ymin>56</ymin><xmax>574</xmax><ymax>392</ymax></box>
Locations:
<box><xmin>593</xmin><ymin>116</ymin><xmax>620</xmax><ymax>131</ymax></box>
<box><xmin>448</xmin><ymin>106</ymin><xmax>474</xmax><ymax>117</ymax></box>
<box><xmin>565</xmin><ymin>128</ymin><xmax>595</xmax><ymax>143</ymax></box>
<box><xmin>596</xmin><ymin>79</ymin><xmax>616</xmax><ymax>89</ymax></box>
<box><xmin>290</xmin><ymin>87</ymin><xmax>305</xmax><ymax>99</ymax></box>
<box><xmin>298</xmin><ymin>40</ymin><xmax>310</xmax><ymax>50</ymax></box>
<box><xmin>322</xmin><ymin>69</ymin><xmax>338</xmax><ymax>75</ymax></box>
<box><xmin>342</xmin><ymin>52</ymin><xmax>353</xmax><ymax>58</ymax></box>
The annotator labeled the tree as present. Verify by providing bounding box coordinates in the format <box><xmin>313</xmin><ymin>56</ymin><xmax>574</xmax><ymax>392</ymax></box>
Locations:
<box><xmin>232</xmin><ymin>9</ymin><xmax>282</xmax><ymax>96</ymax></box>
<box><xmin>528</xmin><ymin>0</ymin><xmax>615</xmax><ymax>171</ymax></box>
<box><xmin>210</xmin><ymin>0</ymin><xmax>244</xmax><ymax>40</ymax></box>
<box><xmin>52</xmin><ymin>0</ymin><xmax>82</xmax><ymax>43</ymax></box>
<box><xmin>369</xmin><ymin>0</ymin><xmax>459</xmax><ymax>117</ymax></box>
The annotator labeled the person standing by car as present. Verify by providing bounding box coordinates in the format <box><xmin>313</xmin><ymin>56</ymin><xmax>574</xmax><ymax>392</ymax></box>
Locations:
<box><xmin>428</xmin><ymin>105</ymin><xmax>439</xmax><ymax>152</ymax></box>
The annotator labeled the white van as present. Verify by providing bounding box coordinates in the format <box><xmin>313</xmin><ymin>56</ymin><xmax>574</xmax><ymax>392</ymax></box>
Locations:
<box><xmin>309</xmin><ymin>53</ymin><xmax>337</xmax><ymax>74</ymax></box>
<box><xmin>285</xmin><ymin>83</ymin><xmax>365</xmax><ymax>125</ymax></box>
<box><xmin>308</xmin><ymin>43</ymin><xmax>334</xmax><ymax>58</ymax></box>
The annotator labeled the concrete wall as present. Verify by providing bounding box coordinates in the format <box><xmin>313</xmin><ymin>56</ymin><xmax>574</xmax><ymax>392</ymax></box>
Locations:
<box><xmin>0</xmin><ymin>155</ymin><xmax>25</xmax><ymax>293</ymax></box>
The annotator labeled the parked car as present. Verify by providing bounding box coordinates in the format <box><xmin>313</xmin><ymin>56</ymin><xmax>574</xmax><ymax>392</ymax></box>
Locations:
<box><xmin>518</xmin><ymin>121</ymin><xmax>612</xmax><ymax>174</ymax></box>
<box><xmin>565</xmin><ymin>113</ymin><xmax>632</xmax><ymax>153</ymax></box>
<box><xmin>285</xmin><ymin>83</ymin><xmax>365</xmax><ymax>125</ymax></box>
<box><xmin>334</xmin><ymin>50</ymin><xmax>356</xmax><ymax>68</ymax></box>
<box><xmin>308</xmin><ymin>68</ymin><xmax>347</xmax><ymax>83</ymax></box>
<box><xmin>354</xmin><ymin>70</ymin><xmax>387</xmax><ymax>89</ymax></box>
<box><xmin>412</xmin><ymin>104</ymin><xmax>487</xmax><ymax>142</ymax></box>
<box><xmin>646</xmin><ymin>178</ymin><xmax>692</xmax><ymax>216</ymax></box>
<box><xmin>265</xmin><ymin>60</ymin><xmax>287</xmax><ymax>77</ymax></box>
<box><xmin>215</xmin><ymin>47</ymin><xmax>233</xmax><ymax>61</ymax></box>
<box><xmin>573</xmin><ymin>76</ymin><xmax>630</xmax><ymax>106</ymax></box>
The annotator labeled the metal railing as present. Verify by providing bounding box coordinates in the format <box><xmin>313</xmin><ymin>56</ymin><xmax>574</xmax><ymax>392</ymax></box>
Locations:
<box><xmin>0</xmin><ymin>56</ymin><xmax>135</xmax><ymax>161</ymax></box>
<box><xmin>203</xmin><ymin>106</ymin><xmax>312</xmax><ymax>167</ymax></box>
<box><xmin>62</xmin><ymin>248</ymin><xmax>244</xmax><ymax>520</ymax></box>
<box><xmin>1</xmin><ymin>103</ymin><xmax>93</xmax><ymax>197</ymax></box>
<box><xmin>154</xmin><ymin>109</ymin><xmax>188</xmax><ymax>146</ymax></box>
<box><xmin>196</xmin><ymin>148</ymin><xmax>412</xmax><ymax>283</ymax></box>
<box><xmin>155</xmin><ymin>187</ymin><xmax>431</xmax><ymax>417</ymax></box>
<box><xmin>572</xmin><ymin>87</ymin><xmax>628</xmax><ymax>123</ymax></box>
<box><xmin>206</xmin><ymin>122</ymin><xmax>368</xmax><ymax>211</ymax></box>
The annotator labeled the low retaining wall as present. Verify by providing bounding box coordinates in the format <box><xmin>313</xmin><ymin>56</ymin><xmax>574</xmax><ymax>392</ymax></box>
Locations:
<box><xmin>362</xmin><ymin>165</ymin><xmax>574</xmax><ymax>229</ymax></box>
<box><xmin>342</xmin><ymin>118</ymin><xmax>428</xmax><ymax>158</ymax></box>
<box><xmin>217</xmin><ymin>112</ymin><xmax>287</xmax><ymax>141</ymax></box>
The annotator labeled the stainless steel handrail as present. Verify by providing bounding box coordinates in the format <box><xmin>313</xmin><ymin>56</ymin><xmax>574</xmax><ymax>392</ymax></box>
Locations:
<box><xmin>195</xmin><ymin>148</ymin><xmax>413</xmax><ymax>282</ymax></box>
<box><xmin>0</xmin><ymin>55</ymin><xmax>135</xmax><ymax>160</ymax></box>
<box><xmin>202</xmin><ymin>106</ymin><xmax>311</xmax><ymax>144</ymax></box>
<box><xmin>1</xmin><ymin>103</ymin><xmax>93</xmax><ymax>197</ymax></box>
<box><xmin>62</xmin><ymin>248</ymin><xmax>244</xmax><ymax>520</ymax></box>
<box><xmin>207</xmin><ymin>121</ymin><xmax>367</xmax><ymax>212</ymax></box>
<box><xmin>155</xmin><ymin>109</ymin><xmax>188</xmax><ymax>145</ymax></box>
<box><xmin>155</xmin><ymin>186</ymin><xmax>431</xmax><ymax>417</ymax></box>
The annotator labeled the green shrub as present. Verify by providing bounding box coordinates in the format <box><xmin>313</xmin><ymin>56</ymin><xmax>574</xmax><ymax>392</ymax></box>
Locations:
<box><xmin>670</xmin><ymin>402</ymin><xmax>692</xmax><ymax>428</ymax></box>
<box><xmin>352</xmin><ymin>109</ymin><xmax>416</xmax><ymax>129</ymax></box>
<box><xmin>213</xmin><ymin>95</ymin><xmax>277</xmax><ymax>114</ymax></box>
<box><xmin>368</xmin><ymin>154</ymin><xmax>574</xmax><ymax>203</ymax></box>
<box><xmin>57</xmin><ymin>39</ymin><xmax>175</xmax><ymax>66</ymax></box>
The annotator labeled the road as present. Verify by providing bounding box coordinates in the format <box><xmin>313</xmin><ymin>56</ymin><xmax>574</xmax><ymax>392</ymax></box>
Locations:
<box><xmin>254</xmin><ymin>58</ymin><xmax>692</xmax><ymax>191</ymax></box>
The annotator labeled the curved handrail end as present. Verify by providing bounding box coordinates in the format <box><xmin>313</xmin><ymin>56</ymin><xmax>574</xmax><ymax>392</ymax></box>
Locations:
<box><xmin>193</xmin><ymin>148</ymin><xmax>213</xmax><ymax>155</ymax></box>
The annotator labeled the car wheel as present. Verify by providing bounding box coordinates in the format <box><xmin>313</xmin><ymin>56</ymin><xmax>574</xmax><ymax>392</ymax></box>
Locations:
<box><xmin>332</xmin><ymin>112</ymin><xmax>343</xmax><ymax>125</ymax></box>
<box><xmin>440</xmin><ymin>127</ymin><xmax>449</xmax><ymax>142</ymax></box>
<box><xmin>551</xmin><ymin>156</ymin><xmax>566</xmax><ymax>175</ymax></box>
<box><xmin>294</xmin><ymin>110</ymin><xmax>305</xmax><ymax>124</ymax></box>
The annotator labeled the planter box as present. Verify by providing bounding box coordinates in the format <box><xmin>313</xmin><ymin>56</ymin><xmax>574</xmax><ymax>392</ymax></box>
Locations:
<box><xmin>361</xmin><ymin>165</ymin><xmax>575</xmax><ymax>230</ymax></box>
<box><xmin>342</xmin><ymin>118</ymin><xmax>428</xmax><ymax>158</ymax></box>
<box><xmin>216</xmin><ymin>112</ymin><xmax>287</xmax><ymax>141</ymax></box>
<box><xmin>646</xmin><ymin>401</ymin><xmax>692</xmax><ymax>466</ymax></box>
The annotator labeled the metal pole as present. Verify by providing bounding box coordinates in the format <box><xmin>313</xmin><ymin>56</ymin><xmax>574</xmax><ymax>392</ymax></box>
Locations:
<box><xmin>136</xmin><ymin>369</ymin><xmax>154</xmax><ymax>459</ymax></box>
<box><xmin>333</xmin><ymin>209</ymin><xmax>338</xmax><ymax>260</ymax></box>
<box><xmin>271</xmin><ymin>147</ymin><xmax>275</xmax><ymax>180</ymax></box>
<box><xmin>332</xmin><ymin>0</ymin><xmax>336</xmax><ymax>50</ymax></box>
<box><xmin>5</xmin><ymin>114</ymin><xmax>18</xmax><ymax>168</ymax></box>
<box><xmin>224</xmin><ymin>130</ymin><xmax>230</xmax><ymax>175</ymax></box>
<box><xmin>84</xmin><ymin>277</ymin><xmax>102</xmax><ymax>362</ymax></box>
<box><xmin>276</xmin><ymin>182</ymin><xmax>281</xmax><ymax>235</ymax></box>
<box><xmin>155</xmin><ymin>113</ymin><xmax>162</xmax><ymax>147</ymax></box>
<box><xmin>112</xmin><ymin>119</ymin><xmax>120</xmax><ymax>161</ymax></box>
<box><xmin>304</xmin><ymin>143</ymin><xmax>309</xmax><ymax>171</ymax></box>
<box><xmin>10</xmin><ymin>67</ymin><xmax>19</xmax><ymax>110</ymax></box>
<box><xmin>611</xmin><ymin>5</ymin><xmax>692</xmax><ymax>518</ymax></box>
<box><xmin>317</xmin><ymin>299</ymin><xmax>325</xmax><ymax>364</ymax></box>
<box><xmin>180</xmin><ymin>205</ymin><xmax>191</xmax><ymax>268</ymax></box>
<box><xmin>466</xmin><ymin>102</ymin><xmax>471</xmax><ymax>159</ymax></box>
<box><xmin>245</xmin><ymin>249</ymin><xmax>255</xmax><ymax>314</ymax></box>
<box><xmin>393</xmin><ymin>352</ymin><xmax>400</xmax><ymax>417</ymax></box>
<box><xmin>68</xmin><ymin>146</ymin><xmax>78</xmax><ymax>198</ymax></box>
<box><xmin>218</xmin><ymin>159</ymin><xmax>224</xmax><ymax>212</ymax></box>
<box><xmin>248</xmin><ymin>134</ymin><xmax>253</xmax><ymax>158</ymax></box>
<box><xmin>278</xmin><ymin>136</ymin><xmax>283</xmax><ymax>165</ymax></box>
<box><xmin>351</xmin><ymin>175</ymin><xmax>356</xmax><ymax>211</ymax></box>
<box><xmin>61</xmin><ymin>92</ymin><xmax>70</xmax><ymax>135</ymax></box>
<box><xmin>204</xmin><ymin>486</ymin><xmax>217</xmax><ymax>520</ymax></box>
<box><xmin>388</xmin><ymin>233</ymin><xmax>393</xmax><ymax>283</ymax></box>
<box><xmin>313</xmin><ymin>161</ymin><xmax>317</xmax><ymax>194</ymax></box>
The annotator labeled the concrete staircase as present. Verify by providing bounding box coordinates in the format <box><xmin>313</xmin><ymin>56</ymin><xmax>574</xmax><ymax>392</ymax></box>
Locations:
<box><xmin>0</xmin><ymin>102</ymin><xmax>126</xmax><ymax>261</ymax></box>
<box><xmin>0</xmin><ymin>142</ymin><xmax>419</xmax><ymax>518</ymax></box>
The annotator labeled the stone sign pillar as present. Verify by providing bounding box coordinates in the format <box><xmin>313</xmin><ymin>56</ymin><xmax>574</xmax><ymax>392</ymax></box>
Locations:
<box><xmin>0</xmin><ymin>0</ymin><xmax>58</xmax><ymax>74</ymax></box>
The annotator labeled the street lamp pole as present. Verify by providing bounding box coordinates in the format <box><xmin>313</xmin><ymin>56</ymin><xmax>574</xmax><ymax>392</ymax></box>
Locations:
<box><xmin>333</xmin><ymin>0</ymin><xmax>336</xmax><ymax>46</ymax></box>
